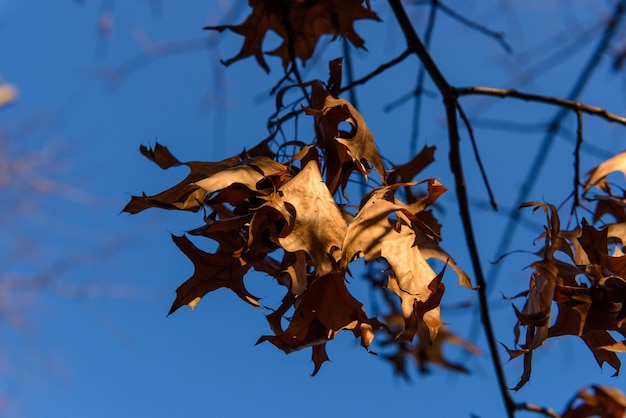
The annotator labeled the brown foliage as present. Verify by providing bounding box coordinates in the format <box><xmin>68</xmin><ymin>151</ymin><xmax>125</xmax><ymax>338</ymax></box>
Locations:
<box><xmin>205</xmin><ymin>0</ymin><xmax>380</xmax><ymax>72</ymax></box>
<box><xmin>125</xmin><ymin>80</ymin><xmax>471</xmax><ymax>375</ymax></box>
<box><xmin>125</xmin><ymin>1</ymin><xmax>626</xmax><ymax>415</ymax></box>
<box><xmin>506</xmin><ymin>153</ymin><xmax>626</xmax><ymax>390</ymax></box>
<box><xmin>562</xmin><ymin>385</ymin><xmax>626</xmax><ymax>418</ymax></box>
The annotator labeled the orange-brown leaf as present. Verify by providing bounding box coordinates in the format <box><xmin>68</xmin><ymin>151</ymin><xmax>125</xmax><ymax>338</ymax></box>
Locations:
<box><xmin>256</xmin><ymin>272</ymin><xmax>372</xmax><ymax>375</ymax></box>
<box><xmin>562</xmin><ymin>385</ymin><xmax>626</xmax><ymax>418</ymax></box>
<box><xmin>383</xmin><ymin>227</ymin><xmax>444</xmax><ymax>342</ymax></box>
<box><xmin>168</xmin><ymin>234</ymin><xmax>259</xmax><ymax>315</ymax></box>
<box><xmin>585</xmin><ymin>151</ymin><xmax>626</xmax><ymax>190</ymax></box>
<box><xmin>123</xmin><ymin>140</ymin><xmax>274</xmax><ymax>213</ymax></box>
<box><xmin>206</xmin><ymin>0</ymin><xmax>379</xmax><ymax>71</ymax></box>
<box><xmin>278</xmin><ymin>160</ymin><xmax>347</xmax><ymax>275</ymax></box>
<box><xmin>306</xmin><ymin>82</ymin><xmax>385</xmax><ymax>184</ymax></box>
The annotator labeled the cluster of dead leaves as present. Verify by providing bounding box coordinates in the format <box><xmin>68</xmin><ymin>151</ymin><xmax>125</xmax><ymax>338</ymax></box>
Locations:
<box><xmin>508</xmin><ymin>152</ymin><xmax>626</xmax><ymax>390</ymax></box>
<box><xmin>124</xmin><ymin>81</ymin><xmax>473</xmax><ymax>375</ymax></box>
<box><xmin>562</xmin><ymin>385</ymin><xmax>626</xmax><ymax>418</ymax></box>
<box><xmin>206</xmin><ymin>0</ymin><xmax>380</xmax><ymax>72</ymax></box>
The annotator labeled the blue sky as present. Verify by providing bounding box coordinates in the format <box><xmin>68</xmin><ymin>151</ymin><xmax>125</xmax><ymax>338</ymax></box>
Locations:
<box><xmin>1</xmin><ymin>1</ymin><xmax>625</xmax><ymax>417</ymax></box>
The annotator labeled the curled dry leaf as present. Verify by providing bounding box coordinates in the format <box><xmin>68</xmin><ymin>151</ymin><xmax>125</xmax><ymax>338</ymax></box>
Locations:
<box><xmin>256</xmin><ymin>272</ymin><xmax>374</xmax><ymax>375</ymax></box>
<box><xmin>124</xmin><ymin>65</ymin><xmax>470</xmax><ymax>377</ymax></box>
<box><xmin>305</xmin><ymin>81</ymin><xmax>386</xmax><ymax>194</ymax></box>
<box><xmin>123</xmin><ymin>141</ymin><xmax>274</xmax><ymax>213</ymax></box>
<box><xmin>562</xmin><ymin>385</ymin><xmax>626</xmax><ymax>418</ymax></box>
<box><xmin>278</xmin><ymin>160</ymin><xmax>347</xmax><ymax>275</ymax></box>
<box><xmin>585</xmin><ymin>151</ymin><xmax>626</xmax><ymax>190</ymax></box>
<box><xmin>386</xmin><ymin>145</ymin><xmax>437</xmax><ymax>203</ymax></box>
<box><xmin>510</xmin><ymin>202</ymin><xmax>626</xmax><ymax>389</ymax></box>
<box><xmin>383</xmin><ymin>227</ymin><xmax>445</xmax><ymax>342</ymax></box>
<box><xmin>341</xmin><ymin>182</ymin><xmax>471</xmax><ymax>289</ymax></box>
<box><xmin>194</xmin><ymin>156</ymin><xmax>287</xmax><ymax>196</ymax></box>
<box><xmin>206</xmin><ymin>0</ymin><xmax>379</xmax><ymax>72</ymax></box>
<box><xmin>168</xmin><ymin>234</ymin><xmax>259</xmax><ymax>315</ymax></box>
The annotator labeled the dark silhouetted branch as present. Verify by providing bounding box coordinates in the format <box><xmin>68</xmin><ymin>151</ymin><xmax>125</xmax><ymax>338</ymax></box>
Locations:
<box><xmin>387</xmin><ymin>0</ymin><xmax>515</xmax><ymax>417</ymax></box>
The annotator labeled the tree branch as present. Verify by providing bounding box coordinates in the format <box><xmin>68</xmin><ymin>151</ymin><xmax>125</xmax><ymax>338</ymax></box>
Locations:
<box><xmin>514</xmin><ymin>403</ymin><xmax>559</xmax><ymax>418</ymax></box>
<box><xmin>484</xmin><ymin>0</ymin><xmax>626</xmax><ymax>300</ymax></box>
<box><xmin>456</xmin><ymin>86</ymin><xmax>626</xmax><ymax>125</ymax></box>
<box><xmin>409</xmin><ymin>0</ymin><xmax>438</xmax><ymax>155</ymax></box>
<box><xmin>573</xmin><ymin>110</ymin><xmax>583</xmax><ymax>214</ymax></box>
<box><xmin>456</xmin><ymin>103</ymin><xmax>498</xmax><ymax>210</ymax></box>
<box><xmin>428</xmin><ymin>0</ymin><xmax>512</xmax><ymax>53</ymax></box>
<box><xmin>339</xmin><ymin>49</ymin><xmax>412</xmax><ymax>93</ymax></box>
<box><xmin>387</xmin><ymin>1</ymin><xmax>515</xmax><ymax>417</ymax></box>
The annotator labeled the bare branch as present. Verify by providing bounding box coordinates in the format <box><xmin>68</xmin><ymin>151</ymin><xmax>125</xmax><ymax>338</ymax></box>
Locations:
<box><xmin>387</xmin><ymin>0</ymin><xmax>514</xmax><ymax>416</ymax></box>
<box><xmin>484</xmin><ymin>0</ymin><xmax>626</xmax><ymax>300</ymax></box>
<box><xmin>426</xmin><ymin>0</ymin><xmax>512</xmax><ymax>53</ymax></box>
<box><xmin>340</xmin><ymin>49</ymin><xmax>412</xmax><ymax>93</ymax></box>
<box><xmin>456</xmin><ymin>86</ymin><xmax>626</xmax><ymax>125</ymax></box>
<box><xmin>410</xmin><ymin>0</ymin><xmax>438</xmax><ymax>155</ymax></box>
<box><xmin>514</xmin><ymin>403</ymin><xmax>559</xmax><ymax>418</ymax></box>
<box><xmin>456</xmin><ymin>103</ymin><xmax>498</xmax><ymax>211</ymax></box>
<box><xmin>572</xmin><ymin>110</ymin><xmax>583</xmax><ymax>214</ymax></box>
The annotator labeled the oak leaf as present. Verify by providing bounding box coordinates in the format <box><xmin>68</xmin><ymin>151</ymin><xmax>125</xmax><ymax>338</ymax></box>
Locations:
<box><xmin>256</xmin><ymin>273</ymin><xmax>373</xmax><ymax>375</ymax></box>
<box><xmin>168</xmin><ymin>234</ymin><xmax>259</xmax><ymax>315</ymax></box>
<box><xmin>123</xmin><ymin>141</ymin><xmax>273</xmax><ymax>214</ymax></box>
<box><xmin>511</xmin><ymin>202</ymin><xmax>626</xmax><ymax>389</ymax></box>
<box><xmin>194</xmin><ymin>156</ymin><xmax>288</xmax><ymax>197</ymax></box>
<box><xmin>383</xmin><ymin>227</ymin><xmax>445</xmax><ymax>342</ymax></box>
<box><xmin>340</xmin><ymin>182</ymin><xmax>471</xmax><ymax>289</ymax></box>
<box><xmin>168</xmin><ymin>235</ymin><xmax>259</xmax><ymax>315</ymax></box>
<box><xmin>305</xmin><ymin>81</ymin><xmax>386</xmax><ymax>193</ymax></box>
<box><xmin>206</xmin><ymin>0</ymin><xmax>379</xmax><ymax>72</ymax></box>
<box><xmin>585</xmin><ymin>151</ymin><xmax>626</xmax><ymax>190</ymax></box>
<box><xmin>386</xmin><ymin>145</ymin><xmax>437</xmax><ymax>203</ymax></box>
<box><xmin>277</xmin><ymin>160</ymin><xmax>347</xmax><ymax>275</ymax></box>
<box><xmin>562</xmin><ymin>385</ymin><xmax>626</xmax><ymax>418</ymax></box>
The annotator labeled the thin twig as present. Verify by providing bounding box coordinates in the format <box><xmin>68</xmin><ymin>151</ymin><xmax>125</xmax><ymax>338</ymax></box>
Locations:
<box><xmin>433</xmin><ymin>0</ymin><xmax>512</xmax><ymax>53</ymax></box>
<box><xmin>573</xmin><ymin>110</ymin><xmax>583</xmax><ymax>214</ymax></box>
<box><xmin>484</xmin><ymin>0</ymin><xmax>626</xmax><ymax>297</ymax></box>
<box><xmin>456</xmin><ymin>86</ymin><xmax>626</xmax><ymax>125</ymax></box>
<box><xmin>409</xmin><ymin>0</ymin><xmax>438</xmax><ymax>155</ymax></box>
<box><xmin>387</xmin><ymin>1</ymin><xmax>515</xmax><ymax>417</ymax></box>
<box><xmin>514</xmin><ymin>403</ymin><xmax>559</xmax><ymax>418</ymax></box>
<box><xmin>278</xmin><ymin>0</ymin><xmax>311</xmax><ymax>106</ymax></box>
<box><xmin>340</xmin><ymin>49</ymin><xmax>412</xmax><ymax>93</ymax></box>
<box><xmin>456</xmin><ymin>103</ymin><xmax>498</xmax><ymax>211</ymax></box>
<box><xmin>342</xmin><ymin>39</ymin><xmax>359</xmax><ymax>108</ymax></box>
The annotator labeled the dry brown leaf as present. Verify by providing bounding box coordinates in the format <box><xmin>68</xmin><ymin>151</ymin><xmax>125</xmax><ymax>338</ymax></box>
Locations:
<box><xmin>168</xmin><ymin>234</ymin><xmax>259</xmax><ymax>315</ymax></box>
<box><xmin>512</xmin><ymin>201</ymin><xmax>626</xmax><ymax>389</ymax></box>
<box><xmin>278</xmin><ymin>160</ymin><xmax>347</xmax><ymax>275</ymax></box>
<box><xmin>413</xmin><ymin>325</ymin><xmax>480</xmax><ymax>374</ymax></box>
<box><xmin>194</xmin><ymin>157</ymin><xmax>287</xmax><ymax>195</ymax></box>
<box><xmin>123</xmin><ymin>140</ymin><xmax>273</xmax><ymax>213</ymax></box>
<box><xmin>562</xmin><ymin>385</ymin><xmax>626</xmax><ymax>418</ymax></box>
<box><xmin>305</xmin><ymin>81</ymin><xmax>386</xmax><ymax>193</ymax></box>
<box><xmin>281</xmin><ymin>250</ymin><xmax>308</xmax><ymax>296</ymax></box>
<box><xmin>386</xmin><ymin>145</ymin><xmax>436</xmax><ymax>184</ymax></box>
<box><xmin>340</xmin><ymin>192</ymin><xmax>409</xmax><ymax>270</ymax></box>
<box><xmin>585</xmin><ymin>151</ymin><xmax>626</xmax><ymax>190</ymax></box>
<box><xmin>341</xmin><ymin>183</ymin><xmax>471</xmax><ymax>289</ymax></box>
<box><xmin>206</xmin><ymin>0</ymin><xmax>379</xmax><ymax>72</ymax></box>
<box><xmin>599</xmin><ymin>340</ymin><xmax>626</xmax><ymax>352</ymax></box>
<box><xmin>383</xmin><ymin>226</ymin><xmax>444</xmax><ymax>342</ymax></box>
<box><xmin>256</xmin><ymin>272</ymin><xmax>372</xmax><ymax>375</ymax></box>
